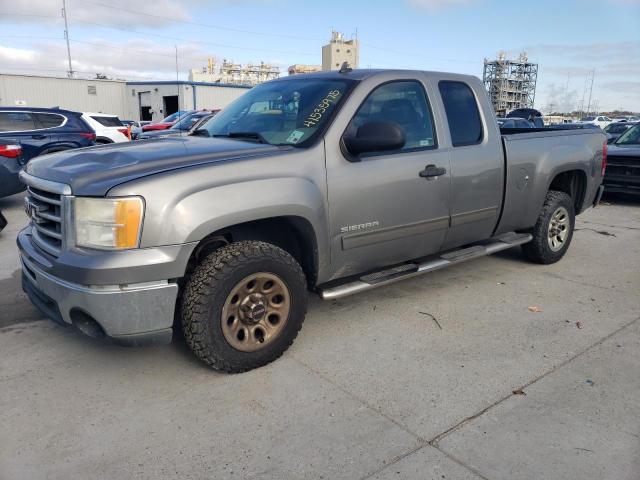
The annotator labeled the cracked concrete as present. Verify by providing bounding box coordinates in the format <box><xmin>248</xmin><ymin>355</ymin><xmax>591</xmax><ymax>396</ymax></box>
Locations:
<box><xmin>1</xmin><ymin>192</ymin><xmax>639</xmax><ymax>479</ymax></box>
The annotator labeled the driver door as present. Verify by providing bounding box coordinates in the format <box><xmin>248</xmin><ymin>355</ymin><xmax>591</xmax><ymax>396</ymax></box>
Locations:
<box><xmin>324</xmin><ymin>79</ymin><xmax>451</xmax><ymax>280</ymax></box>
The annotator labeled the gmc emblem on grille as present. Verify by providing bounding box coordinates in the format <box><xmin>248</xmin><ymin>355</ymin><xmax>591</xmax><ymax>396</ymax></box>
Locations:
<box><xmin>24</xmin><ymin>197</ymin><xmax>47</xmax><ymax>223</ymax></box>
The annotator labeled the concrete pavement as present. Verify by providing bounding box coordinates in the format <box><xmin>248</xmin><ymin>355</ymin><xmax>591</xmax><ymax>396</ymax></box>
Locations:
<box><xmin>1</xmin><ymin>191</ymin><xmax>638</xmax><ymax>479</ymax></box>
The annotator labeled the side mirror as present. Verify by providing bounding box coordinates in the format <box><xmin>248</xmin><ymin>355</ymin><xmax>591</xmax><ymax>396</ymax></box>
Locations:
<box><xmin>343</xmin><ymin>121</ymin><xmax>405</xmax><ymax>156</ymax></box>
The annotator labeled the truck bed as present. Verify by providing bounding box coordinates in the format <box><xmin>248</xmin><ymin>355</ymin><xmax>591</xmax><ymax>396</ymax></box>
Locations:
<box><xmin>494</xmin><ymin>128</ymin><xmax>606</xmax><ymax>237</ymax></box>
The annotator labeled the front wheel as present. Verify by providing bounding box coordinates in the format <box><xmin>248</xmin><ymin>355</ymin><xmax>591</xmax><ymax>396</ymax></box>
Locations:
<box><xmin>522</xmin><ymin>190</ymin><xmax>575</xmax><ymax>264</ymax></box>
<box><xmin>181</xmin><ymin>241</ymin><xmax>308</xmax><ymax>373</ymax></box>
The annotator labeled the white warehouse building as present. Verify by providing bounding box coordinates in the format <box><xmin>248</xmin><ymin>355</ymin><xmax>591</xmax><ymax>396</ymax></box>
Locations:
<box><xmin>0</xmin><ymin>73</ymin><xmax>251</xmax><ymax>122</ymax></box>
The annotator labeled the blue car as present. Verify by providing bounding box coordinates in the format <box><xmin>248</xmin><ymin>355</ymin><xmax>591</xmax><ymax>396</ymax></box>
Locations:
<box><xmin>0</xmin><ymin>107</ymin><xmax>96</xmax><ymax>198</ymax></box>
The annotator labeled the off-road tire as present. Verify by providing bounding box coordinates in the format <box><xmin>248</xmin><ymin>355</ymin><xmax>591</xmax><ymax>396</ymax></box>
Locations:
<box><xmin>181</xmin><ymin>241</ymin><xmax>307</xmax><ymax>373</ymax></box>
<box><xmin>522</xmin><ymin>190</ymin><xmax>575</xmax><ymax>264</ymax></box>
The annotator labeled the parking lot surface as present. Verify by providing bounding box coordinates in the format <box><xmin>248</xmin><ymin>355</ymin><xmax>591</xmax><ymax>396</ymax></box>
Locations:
<box><xmin>1</xmin><ymin>191</ymin><xmax>639</xmax><ymax>480</ymax></box>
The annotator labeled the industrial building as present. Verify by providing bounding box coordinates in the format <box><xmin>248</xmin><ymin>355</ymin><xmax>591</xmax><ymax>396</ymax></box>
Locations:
<box><xmin>0</xmin><ymin>73</ymin><xmax>250</xmax><ymax>122</ymax></box>
<box><xmin>127</xmin><ymin>81</ymin><xmax>249</xmax><ymax>121</ymax></box>
<box><xmin>0</xmin><ymin>74</ymin><xmax>128</xmax><ymax>117</ymax></box>
<box><xmin>188</xmin><ymin>58</ymin><xmax>280</xmax><ymax>86</ymax></box>
<box><xmin>288</xmin><ymin>64</ymin><xmax>322</xmax><ymax>75</ymax></box>
<box><xmin>288</xmin><ymin>31</ymin><xmax>359</xmax><ymax>75</ymax></box>
<box><xmin>483</xmin><ymin>52</ymin><xmax>538</xmax><ymax>117</ymax></box>
<box><xmin>322</xmin><ymin>31</ymin><xmax>359</xmax><ymax>71</ymax></box>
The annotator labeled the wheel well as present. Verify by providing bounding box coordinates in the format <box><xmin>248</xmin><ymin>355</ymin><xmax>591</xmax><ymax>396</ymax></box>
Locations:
<box><xmin>187</xmin><ymin>216</ymin><xmax>319</xmax><ymax>288</ymax></box>
<box><xmin>548</xmin><ymin>170</ymin><xmax>587</xmax><ymax>213</ymax></box>
<box><xmin>95</xmin><ymin>137</ymin><xmax>113</xmax><ymax>144</ymax></box>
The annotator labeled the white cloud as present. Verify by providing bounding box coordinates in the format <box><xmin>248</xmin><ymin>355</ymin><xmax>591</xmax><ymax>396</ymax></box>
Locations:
<box><xmin>0</xmin><ymin>45</ymin><xmax>37</xmax><ymax>62</ymax></box>
<box><xmin>0</xmin><ymin>0</ymin><xmax>191</xmax><ymax>28</ymax></box>
<box><xmin>0</xmin><ymin>38</ymin><xmax>287</xmax><ymax>81</ymax></box>
<box><xmin>0</xmin><ymin>38</ymin><xmax>215</xmax><ymax>80</ymax></box>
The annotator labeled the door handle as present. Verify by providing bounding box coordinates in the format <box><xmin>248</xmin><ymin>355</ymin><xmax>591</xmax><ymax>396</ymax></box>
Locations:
<box><xmin>419</xmin><ymin>164</ymin><xmax>446</xmax><ymax>178</ymax></box>
<box><xmin>31</xmin><ymin>135</ymin><xmax>47</xmax><ymax>140</ymax></box>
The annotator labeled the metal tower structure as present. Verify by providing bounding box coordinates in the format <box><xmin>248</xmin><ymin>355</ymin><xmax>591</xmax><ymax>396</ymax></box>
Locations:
<box><xmin>483</xmin><ymin>52</ymin><xmax>538</xmax><ymax>117</ymax></box>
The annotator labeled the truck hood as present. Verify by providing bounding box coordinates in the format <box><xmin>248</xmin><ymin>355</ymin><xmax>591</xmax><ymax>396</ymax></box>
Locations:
<box><xmin>25</xmin><ymin>136</ymin><xmax>285</xmax><ymax>196</ymax></box>
<box><xmin>607</xmin><ymin>144</ymin><xmax>640</xmax><ymax>157</ymax></box>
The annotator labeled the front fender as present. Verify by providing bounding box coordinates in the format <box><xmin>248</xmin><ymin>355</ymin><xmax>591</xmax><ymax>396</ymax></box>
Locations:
<box><xmin>172</xmin><ymin>177</ymin><xmax>327</xmax><ymax>245</ymax></box>
<box><xmin>107</xmin><ymin>144</ymin><xmax>331</xmax><ymax>280</ymax></box>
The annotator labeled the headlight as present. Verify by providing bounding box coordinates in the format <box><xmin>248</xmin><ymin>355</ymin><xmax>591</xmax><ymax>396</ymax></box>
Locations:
<box><xmin>74</xmin><ymin>197</ymin><xmax>144</xmax><ymax>250</ymax></box>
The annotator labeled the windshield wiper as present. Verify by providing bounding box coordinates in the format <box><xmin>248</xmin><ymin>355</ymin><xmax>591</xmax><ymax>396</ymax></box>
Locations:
<box><xmin>212</xmin><ymin>131</ymin><xmax>268</xmax><ymax>144</ymax></box>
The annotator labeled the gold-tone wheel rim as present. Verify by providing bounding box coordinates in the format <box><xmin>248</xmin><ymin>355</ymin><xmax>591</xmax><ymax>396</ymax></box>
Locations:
<box><xmin>221</xmin><ymin>272</ymin><xmax>290</xmax><ymax>352</ymax></box>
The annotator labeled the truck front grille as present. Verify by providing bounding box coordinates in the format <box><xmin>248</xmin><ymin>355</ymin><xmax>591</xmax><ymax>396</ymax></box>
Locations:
<box><xmin>23</xmin><ymin>183</ymin><xmax>67</xmax><ymax>258</ymax></box>
<box><xmin>606</xmin><ymin>155</ymin><xmax>640</xmax><ymax>178</ymax></box>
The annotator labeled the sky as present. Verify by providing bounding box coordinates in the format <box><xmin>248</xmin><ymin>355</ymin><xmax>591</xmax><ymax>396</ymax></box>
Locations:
<box><xmin>0</xmin><ymin>0</ymin><xmax>639</xmax><ymax>112</ymax></box>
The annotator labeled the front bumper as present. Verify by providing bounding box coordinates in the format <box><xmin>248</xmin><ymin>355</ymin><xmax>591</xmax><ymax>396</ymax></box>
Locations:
<box><xmin>20</xmin><ymin>253</ymin><xmax>178</xmax><ymax>345</ymax></box>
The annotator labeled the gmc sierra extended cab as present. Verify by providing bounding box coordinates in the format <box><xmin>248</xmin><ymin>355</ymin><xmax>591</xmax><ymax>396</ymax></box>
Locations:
<box><xmin>18</xmin><ymin>69</ymin><xmax>606</xmax><ymax>372</ymax></box>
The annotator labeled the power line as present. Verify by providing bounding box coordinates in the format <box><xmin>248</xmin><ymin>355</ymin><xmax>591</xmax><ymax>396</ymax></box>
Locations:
<box><xmin>73</xmin><ymin>0</ymin><xmax>325</xmax><ymax>42</ymax></box>
<box><xmin>0</xmin><ymin>13</ymin><xmax>318</xmax><ymax>57</ymax></box>
<box><xmin>0</xmin><ymin>65</ymin><xmax>157</xmax><ymax>80</ymax></box>
<box><xmin>361</xmin><ymin>43</ymin><xmax>478</xmax><ymax>65</ymax></box>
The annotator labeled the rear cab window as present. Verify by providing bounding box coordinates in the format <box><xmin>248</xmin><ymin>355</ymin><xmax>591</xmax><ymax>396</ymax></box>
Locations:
<box><xmin>346</xmin><ymin>80</ymin><xmax>437</xmax><ymax>154</ymax></box>
<box><xmin>438</xmin><ymin>81</ymin><xmax>483</xmax><ymax>147</ymax></box>
<box><xmin>91</xmin><ymin>116</ymin><xmax>123</xmax><ymax>127</ymax></box>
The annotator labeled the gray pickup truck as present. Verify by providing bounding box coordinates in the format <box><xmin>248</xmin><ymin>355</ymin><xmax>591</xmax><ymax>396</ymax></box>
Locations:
<box><xmin>18</xmin><ymin>69</ymin><xmax>606</xmax><ymax>372</ymax></box>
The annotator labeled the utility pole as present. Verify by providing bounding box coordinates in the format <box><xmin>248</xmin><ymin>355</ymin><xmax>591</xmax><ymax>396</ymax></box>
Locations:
<box><xmin>563</xmin><ymin>72</ymin><xmax>570</xmax><ymax>113</ymax></box>
<box><xmin>62</xmin><ymin>0</ymin><xmax>74</xmax><ymax>78</ymax></box>
<box><xmin>586</xmin><ymin>69</ymin><xmax>595</xmax><ymax>116</ymax></box>
<box><xmin>175</xmin><ymin>45</ymin><xmax>181</xmax><ymax>121</ymax></box>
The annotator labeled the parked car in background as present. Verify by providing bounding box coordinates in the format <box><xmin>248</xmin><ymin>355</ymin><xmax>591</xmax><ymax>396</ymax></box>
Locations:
<box><xmin>18</xmin><ymin>69</ymin><xmax>606</xmax><ymax>372</ymax></box>
<box><xmin>123</xmin><ymin>121</ymin><xmax>152</xmax><ymax>140</ymax></box>
<box><xmin>497</xmin><ymin>117</ymin><xmax>534</xmax><ymax>128</ymax></box>
<box><xmin>580</xmin><ymin>116</ymin><xmax>612</xmax><ymax>129</ymax></box>
<box><xmin>137</xmin><ymin>111</ymin><xmax>215</xmax><ymax>139</ymax></box>
<box><xmin>141</xmin><ymin>111</ymin><xmax>191</xmax><ymax>132</ymax></box>
<box><xmin>507</xmin><ymin>108</ymin><xmax>544</xmax><ymax>127</ymax></box>
<box><xmin>612</xmin><ymin>116</ymin><xmax>640</xmax><ymax>123</ymax></box>
<box><xmin>550</xmin><ymin>123</ymin><xmax>601</xmax><ymax>131</ymax></box>
<box><xmin>81</xmin><ymin>113</ymin><xmax>129</xmax><ymax>143</ymax></box>
<box><xmin>120</xmin><ymin>120</ymin><xmax>142</xmax><ymax>128</ymax></box>
<box><xmin>604</xmin><ymin>121</ymin><xmax>637</xmax><ymax>144</ymax></box>
<box><xmin>604</xmin><ymin>123</ymin><xmax>640</xmax><ymax>195</ymax></box>
<box><xmin>0</xmin><ymin>107</ymin><xmax>95</xmax><ymax>198</ymax></box>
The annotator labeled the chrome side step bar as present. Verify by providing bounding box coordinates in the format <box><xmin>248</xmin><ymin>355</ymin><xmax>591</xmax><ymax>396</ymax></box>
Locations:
<box><xmin>319</xmin><ymin>232</ymin><xmax>532</xmax><ymax>300</ymax></box>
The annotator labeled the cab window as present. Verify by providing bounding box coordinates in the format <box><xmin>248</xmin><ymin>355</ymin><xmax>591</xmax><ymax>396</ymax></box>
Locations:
<box><xmin>347</xmin><ymin>80</ymin><xmax>436</xmax><ymax>153</ymax></box>
<box><xmin>438</xmin><ymin>81</ymin><xmax>483</xmax><ymax>147</ymax></box>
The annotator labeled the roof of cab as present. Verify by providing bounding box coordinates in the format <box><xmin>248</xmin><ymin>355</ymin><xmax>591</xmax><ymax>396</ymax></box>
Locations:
<box><xmin>270</xmin><ymin>68</ymin><xmax>475</xmax><ymax>83</ymax></box>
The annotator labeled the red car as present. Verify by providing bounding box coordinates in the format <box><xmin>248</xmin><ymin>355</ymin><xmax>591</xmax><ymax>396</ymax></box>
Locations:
<box><xmin>142</xmin><ymin>111</ymin><xmax>192</xmax><ymax>132</ymax></box>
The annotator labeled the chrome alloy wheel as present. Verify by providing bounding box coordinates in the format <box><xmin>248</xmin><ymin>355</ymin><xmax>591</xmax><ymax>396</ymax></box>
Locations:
<box><xmin>547</xmin><ymin>206</ymin><xmax>570</xmax><ymax>252</ymax></box>
<box><xmin>221</xmin><ymin>272</ymin><xmax>290</xmax><ymax>352</ymax></box>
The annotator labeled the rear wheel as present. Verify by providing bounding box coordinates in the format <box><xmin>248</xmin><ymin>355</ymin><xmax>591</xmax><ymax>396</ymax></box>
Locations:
<box><xmin>522</xmin><ymin>190</ymin><xmax>575</xmax><ymax>264</ymax></box>
<box><xmin>181</xmin><ymin>241</ymin><xmax>307</xmax><ymax>373</ymax></box>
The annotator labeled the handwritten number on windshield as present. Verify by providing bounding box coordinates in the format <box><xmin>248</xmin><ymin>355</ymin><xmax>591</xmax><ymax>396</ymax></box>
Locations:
<box><xmin>303</xmin><ymin>90</ymin><xmax>341</xmax><ymax>128</ymax></box>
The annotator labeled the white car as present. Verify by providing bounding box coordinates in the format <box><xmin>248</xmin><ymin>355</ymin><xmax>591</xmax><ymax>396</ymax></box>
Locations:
<box><xmin>579</xmin><ymin>115</ymin><xmax>612</xmax><ymax>129</ymax></box>
<box><xmin>81</xmin><ymin>112</ymin><xmax>130</xmax><ymax>143</ymax></box>
<box><xmin>613</xmin><ymin>116</ymin><xmax>640</xmax><ymax>123</ymax></box>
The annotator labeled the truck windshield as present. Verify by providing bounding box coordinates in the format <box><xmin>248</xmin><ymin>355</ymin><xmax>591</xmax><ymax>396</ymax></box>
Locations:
<box><xmin>615</xmin><ymin>124</ymin><xmax>640</xmax><ymax>145</ymax></box>
<box><xmin>199</xmin><ymin>77</ymin><xmax>357</xmax><ymax>147</ymax></box>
